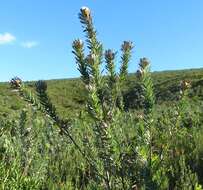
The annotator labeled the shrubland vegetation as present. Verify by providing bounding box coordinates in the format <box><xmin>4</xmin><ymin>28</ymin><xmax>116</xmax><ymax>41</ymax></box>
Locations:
<box><xmin>0</xmin><ymin>7</ymin><xmax>203</xmax><ymax>190</ymax></box>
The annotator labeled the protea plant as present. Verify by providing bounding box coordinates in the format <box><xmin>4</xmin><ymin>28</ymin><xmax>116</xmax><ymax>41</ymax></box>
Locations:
<box><xmin>72</xmin><ymin>6</ymin><xmax>134</xmax><ymax>189</ymax></box>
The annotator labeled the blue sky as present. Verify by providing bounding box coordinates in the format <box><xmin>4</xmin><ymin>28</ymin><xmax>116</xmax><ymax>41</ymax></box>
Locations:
<box><xmin>0</xmin><ymin>0</ymin><xmax>203</xmax><ymax>81</ymax></box>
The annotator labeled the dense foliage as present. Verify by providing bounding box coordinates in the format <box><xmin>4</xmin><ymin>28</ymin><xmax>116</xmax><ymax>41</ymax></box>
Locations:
<box><xmin>0</xmin><ymin>7</ymin><xmax>203</xmax><ymax>190</ymax></box>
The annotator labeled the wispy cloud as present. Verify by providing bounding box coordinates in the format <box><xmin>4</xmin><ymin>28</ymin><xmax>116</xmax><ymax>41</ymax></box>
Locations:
<box><xmin>21</xmin><ymin>41</ymin><xmax>39</xmax><ymax>48</ymax></box>
<box><xmin>0</xmin><ymin>33</ymin><xmax>16</xmax><ymax>45</ymax></box>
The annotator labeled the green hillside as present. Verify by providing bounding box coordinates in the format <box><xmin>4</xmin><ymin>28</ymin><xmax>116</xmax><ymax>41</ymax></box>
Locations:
<box><xmin>1</xmin><ymin>68</ymin><xmax>203</xmax><ymax>120</ymax></box>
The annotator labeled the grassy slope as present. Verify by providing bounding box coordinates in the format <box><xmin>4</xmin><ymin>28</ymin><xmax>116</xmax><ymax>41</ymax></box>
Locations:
<box><xmin>0</xmin><ymin>68</ymin><xmax>203</xmax><ymax>120</ymax></box>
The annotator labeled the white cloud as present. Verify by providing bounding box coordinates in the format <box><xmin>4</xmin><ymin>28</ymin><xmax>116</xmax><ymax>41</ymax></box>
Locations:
<box><xmin>21</xmin><ymin>41</ymin><xmax>39</xmax><ymax>48</ymax></box>
<box><xmin>0</xmin><ymin>33</ymin><xmax>16</xmax><ymax>45</ymax></box>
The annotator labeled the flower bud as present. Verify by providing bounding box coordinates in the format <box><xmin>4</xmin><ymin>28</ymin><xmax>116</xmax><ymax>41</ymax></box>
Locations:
<box><xmin>137</xmin><ymin>113</ymin><xmax>144</xmax><ymax>120</ymax></box>
<box><xmin>86</xmin><ymin>53</ymin><xmax>96</xmax><ymax>64</ymax></box>
<box><xmin>90</xmin><ymin>53</ymin><xmax>96</xmax><ymax>60</ymax></box>
<box><xmin>139</xmin><ymin>58</ymin><xmax>150</xmax><ymax>69</ymax></box>
<box><xmin>85</xmin><ymin>84</ymin><xmax>95</xmax><ymax>91</ymax></box>
<box><xmin>121</xmin><ymin>41</ymin><xmax>133</xmax><ymax>51</ymax></box>
<box><xmin>80</xmin><ymin>6</ymin><xmax>91</xmax><ymax>20</ymax></box>
<box><xmin>174</xmin><ymin>111</ymin><xmax>179</xmax><ymax>116</ymax></box>
<box><xmin>101</xmin><ymin>121</ymin><xmax>108</xmax><ymax>129</ymax></box>
<box><xmin>180</xmin><ymin>80</ymin><xmax>191</xmax><ymax>90</ymax></box>
<box><xmin>72</xmin><ymin>39</ymin><xmax>84</xmax><ymax>50</ymax></box>
<box><xmin>10</xmin><ymin>77</ymin><xmax>22</xmax><ymax>89</ymax></box>
<box><xmin>105</xmin><ymin>49</ymin><xmax>115</xmax><ymax>60</ymax></box>
<box><xmin>136</xmin><ymin>69</ymin><xmax>144</xmax><ymax>79</ymax></box>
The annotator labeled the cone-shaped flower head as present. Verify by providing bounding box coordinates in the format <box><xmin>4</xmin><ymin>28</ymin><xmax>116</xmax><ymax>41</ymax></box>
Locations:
<box><xmin>105</xmin><ymin>49</ymin><xmax>116</xmax><ymax>61</ymax></box>
<box><xmin>80</xmin><ymin>6</ymin><xmax>91</xmax><ymax>21</ymax></box>
<box><xmin>121</xmin><ymin>41</ymin><xmax>133</xmax><ymax>52</ymax></box>
<box><xmin>139</xmin><ymin>57</ymin><xmax>150</xmax><ymax>69</ymax></box>
<box><xmin>72</xmin><ymin>39</ymin><xmax>84</xmax><ymax>50</ymax></box>
<box><xmin>10</xmin><ymin>77</ymin><xmax>22</xmax><ymax>89</ymax></box>
<box><xmin>136</xmin><ymin>58</ymin><xmax>150</xmax><ymax>78</ymax></box>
